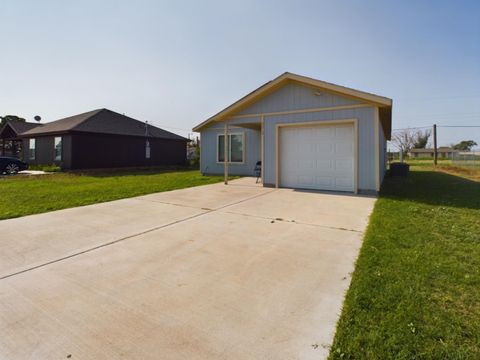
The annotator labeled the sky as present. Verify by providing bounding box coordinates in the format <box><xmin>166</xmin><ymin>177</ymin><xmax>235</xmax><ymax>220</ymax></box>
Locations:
<box><xmin>1</xmin><ymin>0</ymin><xmax>479</xmax><ymax>149</ymax></box>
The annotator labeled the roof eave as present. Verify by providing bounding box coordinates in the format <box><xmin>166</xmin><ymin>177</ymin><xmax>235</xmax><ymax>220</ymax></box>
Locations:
<box><xmin>19</xmin><ymin>130</ymin><xmax>71</xmax><ymax>138</ymax></box>
<box><xmin>193</xmin><ymin>72</ymin><xmax>392</xmax><ymax>132</ymax></box>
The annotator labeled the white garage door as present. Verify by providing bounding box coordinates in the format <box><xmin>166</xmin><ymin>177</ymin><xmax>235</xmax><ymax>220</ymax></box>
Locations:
<box><xmin>279</xmin><ymin>123</ymin><xmax>355</xmax><ymax>192</ymax></box>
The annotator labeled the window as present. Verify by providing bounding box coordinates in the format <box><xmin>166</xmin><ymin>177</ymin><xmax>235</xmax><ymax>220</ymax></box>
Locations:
<box><xmin>217</xmin><ymin>133</ymin><xmax>244</xmax><ymax>163</ymax></box>
<box><xmin>29</xmin><ymin>139</ymin><xmax>36</xmax><ymax>160</ymax></box>
<box><xmin>145</xmin><ymin>140</ymin><xmax>151</xmax><ymax>159</ymax></box>
<box><xmin>54</xmin><ymin>137</ymin><xmax>62</xmax><ymax>161</ymax></box>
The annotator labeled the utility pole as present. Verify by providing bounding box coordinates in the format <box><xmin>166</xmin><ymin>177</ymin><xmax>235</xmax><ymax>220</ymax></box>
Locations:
<box><xmin>433</xmin><ymin>124</ymin><xmax>438</xmax><ymax>166</ymax></box>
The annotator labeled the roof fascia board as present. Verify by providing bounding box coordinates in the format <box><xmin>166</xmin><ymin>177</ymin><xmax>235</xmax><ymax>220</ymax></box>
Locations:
<box><xmin>193</xmin><ymin>73</ymin><xmax>392</xmax><ymax>132</ymax></box>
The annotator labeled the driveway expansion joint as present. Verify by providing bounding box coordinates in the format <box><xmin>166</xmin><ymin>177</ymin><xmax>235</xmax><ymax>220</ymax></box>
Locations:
<box><xmin>0</xmin><ymin>188</ymin><xmax>277</xmax><ymax>281</ymax></box>
<box><xmin>220</xmin><ymin>210</ymin><xmax>363</xmax><ymax>233</ymax></box>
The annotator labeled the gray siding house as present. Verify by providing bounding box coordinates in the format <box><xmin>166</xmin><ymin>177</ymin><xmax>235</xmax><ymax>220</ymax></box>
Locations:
<box><xmin>193</xmin><ymin>72</ymin><xmax>392</xmax><ymax>193</ymax></box>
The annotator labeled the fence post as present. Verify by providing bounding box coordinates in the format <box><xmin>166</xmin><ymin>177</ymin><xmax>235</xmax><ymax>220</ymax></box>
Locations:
<box><xmin>433</xmin><ymin>124</ymin><xmax>438</xmax><ymax>166</ymax></box>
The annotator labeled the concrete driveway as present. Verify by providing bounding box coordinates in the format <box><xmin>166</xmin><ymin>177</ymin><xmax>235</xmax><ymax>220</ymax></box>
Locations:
<box><xmin>0</xmin><ymin>178</ymin><xmax>375</xmax><ymax>360</ymax></box>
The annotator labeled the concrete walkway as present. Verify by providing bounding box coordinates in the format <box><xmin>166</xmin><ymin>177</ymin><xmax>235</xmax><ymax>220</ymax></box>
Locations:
<box><xmin>0</xmin><ymin>178</ymin><xmax>376</xmax><ymax>360</ymax></box>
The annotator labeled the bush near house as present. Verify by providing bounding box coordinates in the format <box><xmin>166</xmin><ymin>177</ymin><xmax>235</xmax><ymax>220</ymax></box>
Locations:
<box><xmin>28</xmin><ymin>164</ymin><xmax>61</xmax><ymax>172</ymax></box>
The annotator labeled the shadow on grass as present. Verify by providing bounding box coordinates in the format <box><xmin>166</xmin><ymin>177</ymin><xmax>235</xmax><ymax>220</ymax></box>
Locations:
<box><xmin>382</xmin><ymin>170</ymin><xmax>480</xmax><ymax>210</ymax></box>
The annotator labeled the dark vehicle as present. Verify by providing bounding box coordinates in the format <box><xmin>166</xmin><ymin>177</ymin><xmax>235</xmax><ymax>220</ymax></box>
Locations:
<box><xmin>0</xmin><ymin>157</ymin><xmax>28</xmax><ymax>175</ymax></box>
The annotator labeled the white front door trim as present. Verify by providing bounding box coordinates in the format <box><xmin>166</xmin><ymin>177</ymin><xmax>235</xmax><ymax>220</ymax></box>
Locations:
<box><xmin>275</xmin><ymin>118</ymin><xmax>359</xmax><ymax>193</ymax></box>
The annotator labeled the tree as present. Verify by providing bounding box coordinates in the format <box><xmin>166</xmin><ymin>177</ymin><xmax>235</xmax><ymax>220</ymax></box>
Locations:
<box><xmin>0</xmin><ymin>115</ymin><xmax>26</xmax><ymax>127</ymax></box>
<box><xmin>392</xmin><ymin>128</ymin><xmax>433</xmax><ymax>154</ymax></box>
<box><xmin>412</xmin><ymin>129</ymin><xmax>431</xmax><ymax>149</ymax></box>
<box><xmin>392</xmin><ymin>129</ymin><xmax>414</xmax><ymax>154</ymax></box>
<box><xmin>453</xmin><ymin>140</ymin><xmax>478</xmax><ymax>151</ymax></box>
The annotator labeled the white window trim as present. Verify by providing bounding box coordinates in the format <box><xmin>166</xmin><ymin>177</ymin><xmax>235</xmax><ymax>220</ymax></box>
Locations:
<box><xmin>216</xmin><ymin>132</ymin><xmax>245</xmax><ymax>165</ymax></box>
<box><xmin>29</xmin><ymin>138</ymin><xmax>36</xmax><ymax>160</ymax></box>
<box><xmin>54</xmin><ymin>136</ymin><xmax>62</xmax><ymax>161</ymax></box>
<box><xmin>145</xmin><ymin>140</ymin><xmax>151</xmax><ymax>159</ymax></box>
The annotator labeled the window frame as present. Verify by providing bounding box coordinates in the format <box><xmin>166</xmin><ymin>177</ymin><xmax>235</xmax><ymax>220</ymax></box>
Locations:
<box><xmin>216</xmin><ymin>132</ymin><xmax>245</xmax><ymax>164</ymax></box>
<box><xmin>28</xmin><ymin>138</ymin><xmax>36</xmax><ymax>160</ymax></box>
<box><xmin>145</xmin><ymin>140</ymin><xmax>151</xmax><ymax>159</ymax></box>
<box><xmin>54</xmin><ymin>136</ymin><xmax>62</xmax><ymax>161</ymax></box>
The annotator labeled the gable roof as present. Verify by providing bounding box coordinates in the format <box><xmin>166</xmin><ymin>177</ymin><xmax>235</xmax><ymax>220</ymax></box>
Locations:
<box><xmin>0</xmin><ymin>121</ymin><xmax>42</xmax><ymax>138</ymax></box>
<box><xmin>193</xmin><ymin>72</ymin><xmax>392</xmax><ymax>138</ymax></box>
<box><xmin>21</xmin><ymin>109</ymin><xmax>187</xmax><ymax>141</ymax></box>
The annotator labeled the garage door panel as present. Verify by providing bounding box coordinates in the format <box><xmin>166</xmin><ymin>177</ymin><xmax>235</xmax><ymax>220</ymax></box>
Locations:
<box><xmin>335</xmin><ymin>143</ymin><xmax>353</xmax><ymax>156</ymax></box>
<box><xmin>335</xmin><ymin>158</ymin><xmax>354</xmax><ymax>171</ymax></box>
<box><xmin>299</xmin><ymin>143</ymin><xmax>316</xmax><ymax>154</ymax></box>
<box><xmin>315</xmin><ymin>127</ymin><xmax>335</xmax><ymax>139</ymax></box>
<box><xmin>316</xmin><ymin>159</ymin><xmax>333</xmax><ymax>171</ymax></box>
<box><xmin>280</xmin><ymin>123</ymin><xmax>355</xmax><ymax>192</ymax></box>
<box><xmin>298</xmin><ymin>175</ymin><xmax>316</xmax><ymax>186</ymax></box>
<box><xmin>299</xmin><ymin>159</ymin><xmax>315</xmax><ymax>170</ymax></box>
<box><xmin>316</xmin><ymin>176</ymin><xmax>335</xmax><ymax>189</ymax></box>
<box><xmin>335</xmin><ymin>125</ymin><xmax>353</xmax><ymax>139</ymax></box>
<box><xmin>317</xmin><ymin>143</ymin><xmax>335</xmax><ymax>154</ymax></box>
<box><xmin>335</xmin><ymin>177</ymin><xmax>354</xmax><ymax>190</ymax></box>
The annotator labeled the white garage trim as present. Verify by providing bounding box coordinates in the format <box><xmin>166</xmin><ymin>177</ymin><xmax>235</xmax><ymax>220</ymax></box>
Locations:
<box><xmin>374</xmin><ymin>107</ymin><xmax>380</xmax><ymax>192</ymax></box>
<box><xmin>275</xmin><ymin>119</ymin><xmax>359</xmax><ymax>193</ymax></box>
<box><xmin>261</xmin><ymin>115</ymin><xmax>265</xmax><ymax>184</ymax></box>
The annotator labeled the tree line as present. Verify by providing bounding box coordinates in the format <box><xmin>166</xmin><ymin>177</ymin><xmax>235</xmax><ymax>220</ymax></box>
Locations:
<box><xmin>392</xmin><ymin>128</ymin><xmax>477</xmax><ymax>153</ymax></box>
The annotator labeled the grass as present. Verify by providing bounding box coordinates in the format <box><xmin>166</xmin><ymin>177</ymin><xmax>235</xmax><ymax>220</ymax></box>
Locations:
<box><xmin>28</xmin><ymin>164</ymin><xmax>61</xmax><ymax>172</ymax></box>
<box><xmin>329</xmin><ymin>163</ymin><xmax>480</xmax><ymax>360</ymax></box>
<box><xmin>0</xmin><ymin>169</ymin><xmax>225</xmax><ymax>220</ymax></box>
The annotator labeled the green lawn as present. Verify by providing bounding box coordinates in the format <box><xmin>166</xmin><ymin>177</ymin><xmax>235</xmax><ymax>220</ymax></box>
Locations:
<box><xmin>0</xmin><ymin>169</ymin><xmax>225</xmax><ymax>220</ymax></box>
<box><xmin>329</xmin><ymin>165</ymin><xmax>480</xmax><ymax>359</ymax></box>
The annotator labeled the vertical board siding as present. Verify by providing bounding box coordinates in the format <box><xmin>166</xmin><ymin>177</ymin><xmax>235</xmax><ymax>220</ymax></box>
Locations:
<box><xmin>200</xmin><ymin>127</ymin><xmax>260</xmax><ymax>176</ymax></box>
<box><xmin>61</xmin><ymin>135</ymin><xmax>72</xmax><ymax>169</ymax></box>
<box><xmin>379</xmin><ymin>123</ymin><xmax>387</xmax><ymax>184</ymax></box>
<box><xmin>199</xmin><ymin>82</ymin><xmax>380</xmax><ymax>191</ymax></box>
<box><xmin>71</xmin><ymin>134</ymin><xmax>186</xmax><ymax>169</ymax></box>
<box><xmin>262</xmin><ymin>106</ymin><xmax>376</xmax><ymax>191</ymax></box>
<box><xmin>236</xmin><ymin>82</ymin><xmax>361</xmax><ymax>116</ymax></box>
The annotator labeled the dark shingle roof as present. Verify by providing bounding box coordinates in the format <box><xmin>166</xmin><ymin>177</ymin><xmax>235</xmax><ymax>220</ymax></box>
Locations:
<box><xmin>21</xmin><ymin>109</ymin><xmax>187</xmax><ymax>141</ymax></box>
<box><xmin>1</xmin><ymin>121</ymin><xmax>42</xmax><ymax>135</ymax></box>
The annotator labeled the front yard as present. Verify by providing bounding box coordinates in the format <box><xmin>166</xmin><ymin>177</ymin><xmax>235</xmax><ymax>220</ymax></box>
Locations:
<box><xmin>0</xmin><ymin>169</ymin><xmax>224</xmax><ymax>220</ymax></box>
<box><xmin>330</xmin><ymin>164</ymin><xmax>480</xmax><ymax>359</ymax></box>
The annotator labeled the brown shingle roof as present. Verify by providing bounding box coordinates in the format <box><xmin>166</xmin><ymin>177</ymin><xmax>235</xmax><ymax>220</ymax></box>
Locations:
<box><xmin>21</xmin><ymin>109</ymin><xmax>187</xmax><ymax>141</ymax></box>
<box><xmin>0</xmin><ymin>121</ymin><xmax>42</xmax><ymax>136</ymax></box>
<box><xmin>8</xmin><ymin>121</ymin><xmax>43</xmax><ymax>134</ymax></box>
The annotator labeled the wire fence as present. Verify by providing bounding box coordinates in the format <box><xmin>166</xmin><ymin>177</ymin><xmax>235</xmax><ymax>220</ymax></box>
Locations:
<box><xmin>453</xmin><ymin>151</ymin><xmax>480</xmax><ymax>168</ymax></box>
<box><xmin>390</xmin><ymin>124</ymin><xmax>480</xmax><ymax>169</ymax></box>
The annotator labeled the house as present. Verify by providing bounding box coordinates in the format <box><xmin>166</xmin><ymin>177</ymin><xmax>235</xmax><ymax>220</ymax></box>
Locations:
<box><xmin>0</xmin><ymin>121</ymin><xmax>42</xmax><ymax>158</ymax></box>
<box><xmin>193</xmin><ymin>72</ymin><xmax>392</xmax><ymax>193</ymax></box>
<box><xmin>409</xmin><ymin>147</ymin><xmax>459</xmax><ymax>159</ymax></box>
<box><xmin>19</xmin><ymin>108</ymin><xmax>188</xmax><ymax>170</ymax></box>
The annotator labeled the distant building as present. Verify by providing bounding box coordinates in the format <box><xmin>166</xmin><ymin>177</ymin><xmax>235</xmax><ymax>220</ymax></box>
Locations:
<box><xmin>0</xmin><ymin>121</ymin><xmax>42</xmax><ymax>158</ymax></box>
<box><xmin>18</xmin><ymin>108</ymin><xmax>188</xmax><ymax>170</ymax></box>
<box><xmin>409</xmin><ymin>147</ymin><xmax>459</xmax><ymax>158</ymax></box>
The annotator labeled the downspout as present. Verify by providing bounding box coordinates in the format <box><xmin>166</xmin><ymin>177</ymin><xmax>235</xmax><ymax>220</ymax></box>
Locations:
<box><xmin>260</xmin><ymin>115</ymin><xmax>264</xmax><ymax>184</ymax></box>
<box><xmin>224</xmin><ymin>121</ymin><xmax>229</xmax><ymax>184</ymax></box>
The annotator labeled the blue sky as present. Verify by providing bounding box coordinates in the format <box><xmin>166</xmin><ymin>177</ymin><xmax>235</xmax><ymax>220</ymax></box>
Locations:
<box><xmin>1</xmin><ymin>0</ymin><xmax>479</xmax><ymax>148</ymax></box>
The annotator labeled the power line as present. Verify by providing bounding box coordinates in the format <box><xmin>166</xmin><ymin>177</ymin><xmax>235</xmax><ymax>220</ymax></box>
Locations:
<box><xmin>392</xmin><ymin>124</ymin><xmax>480</xmax><ymax>131</ymax></box>
<box><xmin>392</xmin><ymin>126</ymin><xmax>432</xmax><ymax>131</ymax></box>
<box><xmin>438</xmin><ymin>125</ymin><xmax>480</xmax><ymax>128</ymax></box>
<box><xmin>397</xmin><ymin>94</ymin><xmax>480</xmax><ymax>101</ymax></box>
<box><xmin>155</xmin><ymin>124</ymin><xmax>192</xmax><ymax>132</ymax></box>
